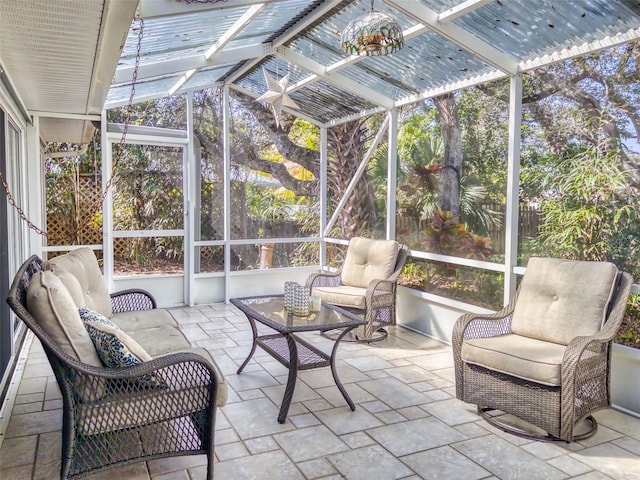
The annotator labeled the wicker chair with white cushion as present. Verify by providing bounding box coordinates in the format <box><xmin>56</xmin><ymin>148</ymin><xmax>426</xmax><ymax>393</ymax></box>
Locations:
<box><xmin>452</xmin><ymin>257</ymin><xmax>633</xmax><ymax>442</ymax></box>
<box><xmin>306</xmin><ymin>237</ymin><xmax>408</xmax><ymax>342</ymax></box>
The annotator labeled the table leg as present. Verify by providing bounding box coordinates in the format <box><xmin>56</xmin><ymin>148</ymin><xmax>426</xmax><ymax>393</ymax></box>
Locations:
<box><xmin>277</xmin><ymin>333</ymin><xmax>299</xmax><ymax>424</ymax></box>
<box><xmin>330</xmin><ymin>324</ymin><xmax>359</xmax><ymax>411</ymax></box>
<box><xmin>237</xmin><ymin>314</ymin><xmax>259</xmax><ymax>374</ymax></box>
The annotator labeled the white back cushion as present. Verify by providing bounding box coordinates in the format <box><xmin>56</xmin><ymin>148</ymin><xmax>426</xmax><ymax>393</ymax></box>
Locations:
<box><xmin>341</xmin><ymin>237</ymin><xmax>399</xmax><ymax>288</ymax></box>
<box><xmin>44</xmin><ymin>247</ymin><xmax>113</xmax><ymax>318</ymax></box>
<box><xmin>511</xmin><ymin>257</ymin><xmax>619</xmax><ymax>345</ymax></box>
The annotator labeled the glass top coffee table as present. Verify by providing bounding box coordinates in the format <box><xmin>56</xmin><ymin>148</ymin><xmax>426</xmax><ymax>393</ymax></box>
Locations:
<box><xmin>231</xmin><ymin>294</ymin><xmax>367</xmax><ymax>423</ymax></box>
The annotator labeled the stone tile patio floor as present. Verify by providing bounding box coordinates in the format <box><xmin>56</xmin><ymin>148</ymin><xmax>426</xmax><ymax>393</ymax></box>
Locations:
<box><xmin>1</xmin><ymin>303</ymin><xmax>640</xmax><ymax>480</ymax></box>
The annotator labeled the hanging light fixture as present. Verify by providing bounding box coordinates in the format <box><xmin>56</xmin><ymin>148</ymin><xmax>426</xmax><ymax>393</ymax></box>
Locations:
<box><xmin>341</xmin><ymin>0</ymin><xmax>404</xmax><ymax>56</ymax></box>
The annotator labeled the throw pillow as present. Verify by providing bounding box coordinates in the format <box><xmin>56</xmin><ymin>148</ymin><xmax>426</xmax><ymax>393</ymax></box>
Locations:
<box><xmin>78</xmin><ymin>307</ymin><xmax>163</xmax><ymax>388</ymax></box>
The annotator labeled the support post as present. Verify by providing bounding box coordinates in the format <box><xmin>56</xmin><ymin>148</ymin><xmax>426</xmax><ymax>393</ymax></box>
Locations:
<box><xmin>101</xmin><ymin>109</ymin><xmax>114</xmax><ymax>289</ymax></box>
<box><xmin>185</xmin><ymin>92</ymin><xmax>195</xmax><ymax>306</ymax></box>
<box><xmin>504</xmin><ymin>75</ymin><xmax>522</xmax><ymax>305</ymax></box>
<box><xmin>387</xmin><ymin>108</ymin><xmax>398</xmax><ymax>240</ymax></box>
<box><xmin>320</xmin><ymin>126</ymin><xmax>327</xmax><ymax>266</ymax></box>
<box><xmin>223</xmin><ymin>85</ymin><xmax>232</xmax><ymax>303</ymax></box>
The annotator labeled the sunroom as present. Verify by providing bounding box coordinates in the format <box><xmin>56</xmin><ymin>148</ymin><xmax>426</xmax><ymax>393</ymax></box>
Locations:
<box><xmin>1</xmin><ymin>0</ymin><xmax>640</xmax><ymax>479</ymax></box>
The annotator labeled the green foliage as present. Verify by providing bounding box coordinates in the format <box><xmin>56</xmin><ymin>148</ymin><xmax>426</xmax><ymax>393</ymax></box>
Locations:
<box><xmin>618</xmin><ymin>294</ymin><xmax>640</xmax><ymax>349</ymax></box>
<box><xmin>420</xmin><ymin>207</ymin><xmax>494</xmax><ymax>260</ymax></box>
<box><xmin>399</xmin><ymin>261</ymin><xmax>428</xmax><ymax>290</ymax></box>
<box><xmin>289</xmin><ymin>119</ymin><xmax>320</xmax><ymax>151</ymax></box>
<box><xmin>537</xmin><ymin>145</ymin><xmax>638</xmax><ymax>266</ymax></box>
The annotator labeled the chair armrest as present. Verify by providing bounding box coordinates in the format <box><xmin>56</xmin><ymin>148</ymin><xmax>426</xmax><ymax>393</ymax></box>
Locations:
<box><xmin>111</xmin><ymin>289</ymin><xmax>157</xmax><ymax>313</ymax></box>
<box><xmin>306</xmin><ymin>271</ymin><xmax>342</xmax><ymax>288</ymax></box>
<box><xmin>452</xmin><ymin>299</ymin><xmax>516</xmax><ymax>345</ymax></box>
<box><xmin>364</xmin><ymin>278</ymin><xmax>397</xmax><ymax>306</ymax></box>
<box><xmin>452</xmin><ymin>301</ymin><xmax>516</xmax><ymax>400</ymax></box>
<box><xmin>67</xmin><ymin>351</ymin><xmax>222</xmax><ymax>412</ymax></box>
<box><xmin>562</xmin><ymin>272</ymin><xmax>634</xmax><ymax>383</ymax></box>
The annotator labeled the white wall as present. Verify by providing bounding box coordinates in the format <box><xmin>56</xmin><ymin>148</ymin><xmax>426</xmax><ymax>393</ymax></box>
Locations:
<box><xmin>396</xmin><ymin>287</ymin><xmax>493</xmax><ymax>344</ymax></box>
<box><xmin>111</xmin><ymin>266</ymin><xmax>318</xmax><ymax>308</ymax></box>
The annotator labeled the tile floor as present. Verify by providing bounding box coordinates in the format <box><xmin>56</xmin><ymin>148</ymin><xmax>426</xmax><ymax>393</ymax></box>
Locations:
<box><xmin>1</xmin><ymin>303</ymin><xmax>640</xmax><ymax>480</ymax></box>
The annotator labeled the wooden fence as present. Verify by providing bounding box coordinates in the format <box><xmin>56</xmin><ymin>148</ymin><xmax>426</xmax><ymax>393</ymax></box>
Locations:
<box><xmin>396</xmin><ymin>203</ymin><xmax>541</xmax><ymax>254</ymax></box>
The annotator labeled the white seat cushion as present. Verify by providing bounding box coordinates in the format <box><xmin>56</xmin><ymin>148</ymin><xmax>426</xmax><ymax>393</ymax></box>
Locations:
<box><xmin>311</xmin><ymin>285</ymin><xmax>367</xmax><ymax>310</ymax></box>
<box><xmin>461</xmin><ymin>334</ymin><xmax>567</xmax><ymax>386</ymax></box>
<box><xmin>111</xmin><ymin>308</ymin><xmax>178</xmax><ymax>332</ymax></box>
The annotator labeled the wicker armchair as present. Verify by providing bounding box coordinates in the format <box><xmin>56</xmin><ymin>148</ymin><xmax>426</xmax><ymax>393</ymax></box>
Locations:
<box><xmin>453</xmin><ymin>257</ymin><xmax>633</xmax><ymax>442</ymax></box>
<box><xmin>306</xmin><ymin>237</ymin><xmax>408</xmax><ymax>342</ymax></box>
<box><xmin>7</xmin><ymin>254</ymin><xmax>223</xmax><ymax>479</ymax></box>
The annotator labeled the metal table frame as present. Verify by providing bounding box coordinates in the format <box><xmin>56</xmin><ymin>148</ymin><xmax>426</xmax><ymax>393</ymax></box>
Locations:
<box><xmin>231</xmin><ymin>295</ymin><xmax>367</xmax><ymax>423</ymax></box>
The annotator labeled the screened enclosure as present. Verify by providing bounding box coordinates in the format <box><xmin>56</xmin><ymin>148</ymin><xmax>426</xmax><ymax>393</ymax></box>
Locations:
<box><xmin>1</xmin><ymin>0</ymin><xmax>640</xmax><ymax>389</ymax></box>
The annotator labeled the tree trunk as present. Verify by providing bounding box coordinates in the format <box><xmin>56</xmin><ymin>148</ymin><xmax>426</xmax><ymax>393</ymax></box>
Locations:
<box><xmin>434</xmin><ymin>93</ymin><xmax>463</xmax><ymax>216</ymax></box>
<box><xmin>327</xmin><ymin>120</ymin><xmax>377</xmax><ymax>237</ymax></box>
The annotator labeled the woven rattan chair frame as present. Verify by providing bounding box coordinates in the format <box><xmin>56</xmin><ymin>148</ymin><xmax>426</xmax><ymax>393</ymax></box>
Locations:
<box><xmin>452</xmin><ymin>270</ymin><xmax>633</xmax><ymax>443</ymax></box>
<box><xmin>306</xmin><ymin>245</ymin><xmax>409</xmax><ymax>342</ymax></box>
<box><xmin>6</xmin><ymin>255</ymin><xmax>220</xmax><ymax>479</ymax></box>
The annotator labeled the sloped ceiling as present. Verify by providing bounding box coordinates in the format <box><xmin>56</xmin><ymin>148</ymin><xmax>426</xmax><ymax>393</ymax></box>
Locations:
<box><xmin>0</xmin><ymin>0</ymin><xmax>137</xmax><ymax>142</ymax></box>
<box><xmin>1</xmin><ymin>0</ymin><xmax>640</xmax><ymax>141</ymax></box>
<box><xmin>110</xmin><ymin>0</ymin><xmax>640</xmax><ymax>126</ymax></box>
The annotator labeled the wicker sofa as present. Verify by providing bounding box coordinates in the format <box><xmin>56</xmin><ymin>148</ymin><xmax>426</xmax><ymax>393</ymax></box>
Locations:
<box><xmin>6</xmin><ymin>248</ymin><xmax>227</xmax><ymax>480</ymax></box>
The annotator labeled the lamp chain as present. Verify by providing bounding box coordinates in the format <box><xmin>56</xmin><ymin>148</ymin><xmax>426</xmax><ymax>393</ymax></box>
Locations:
<box><xmin>0</xmin><ymin>18</ymin><xmax>144</xmax><ymax>239</ymax></box>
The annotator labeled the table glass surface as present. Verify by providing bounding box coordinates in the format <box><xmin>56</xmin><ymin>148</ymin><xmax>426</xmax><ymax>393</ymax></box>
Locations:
<box><xmin>231</xmin><ymin>295</ymin><xmax>366</xmax><ymax>333</ymax></box>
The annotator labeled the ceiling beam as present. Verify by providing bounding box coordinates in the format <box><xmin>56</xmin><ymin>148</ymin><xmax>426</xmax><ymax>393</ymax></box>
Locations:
<box><xmin>88</xmin><ymin>0</ymin><xmax>139</xmax><ymax>113</ymax></box>
<box><xmin>114</xmin><ymin>43</ymin><xmax>273</xmax><ymax>84</ymax></box>
<box><xmin>138</xmin><ymin>0</ymin><xmax>275</xmax><ymax>19</ymax></box>
<box><xmin>205</xmin><ymin>4</ymin><xmax>266</xmax><ymax>60</ymax></box>
<box><xmin>395</xmin><ymin>69</ymin><xmax>507</xmax><ymax>107</ymax></box>
<box><xmin>225</xmin><ymin>0</ymin><xmax>344</xmax><ymax>83</ymax></box>
<box><xmin>284</xmin><ymin>23</ymin><xmax>426</xmax><ymax>99</ymax></box>
<box><xmin>436</xmin><ymin>0</ymin><xmax>493</xmax><ymax>23</ymax></box>
<box><xmin>519</xmin><ymin>26</ymin><xmax>640</xmax><ymax>72</ymax></box>
<box><xmin>325</xmin><ymin>106</ymin><xmax>387</xmax><ymax>127</ymax></box>
<box><xmin>277</xmin><ymin>46</ymin><xmax>394</xmax><ymax>108</ymax></box>
<box><xmin>386</xmin><ymin>0</ymin><xmax>519</xmax><ymax>75</ymax></box>
<box><xmin>168</xmin><ymin>3</ymin><xmax>266</xmax><ymax>95</ymax></box>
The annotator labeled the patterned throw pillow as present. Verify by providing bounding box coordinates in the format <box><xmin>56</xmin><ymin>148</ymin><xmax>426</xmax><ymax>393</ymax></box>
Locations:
<box><xmin>79</xmin><ymin>307</ymin><xmax>163</xmax><ymax>388</ymax></box>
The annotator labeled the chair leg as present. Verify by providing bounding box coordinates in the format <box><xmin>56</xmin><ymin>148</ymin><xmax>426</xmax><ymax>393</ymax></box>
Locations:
<box><xmin>478</xmin><ymin>407</ymin><xmax>598</xmax><ymax>443</ymax></box>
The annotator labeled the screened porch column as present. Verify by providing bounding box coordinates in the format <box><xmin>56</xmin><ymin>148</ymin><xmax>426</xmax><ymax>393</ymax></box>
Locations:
<box><xmin>186</xmin><ymin>91</ymin><xmax>196</xmax><ymax>306</ymax></box>
<box><xmin>223</xmin><ymin>84</ymin><xmax>232</xmax><ymax>303</ymax></box>
<box><xmin>319</xmin><ymin>126</ymin><xmax>327</xmax><ymax>266</ymax></box>
<box><xmin>504</xmin><ymin>74</ymin><xmax>523</xmax><ymax>304</ymax></box>
<box><xmin>386</xmin><ymin>108</ymin><xmax>398</xmax><ymax>240</ymax></box>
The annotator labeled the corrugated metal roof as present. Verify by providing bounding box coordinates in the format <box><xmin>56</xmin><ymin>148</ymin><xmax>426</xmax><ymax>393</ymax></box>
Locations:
<box><xmin>454</xmin><ymin>0</ymin><xmax>640</xmax><ymax>61</ymax></box>
<box><xmin>293</xmin><ymin>78</ymin><xmax>379</xmax><ymax>123</ymax></box>
<box><xmin>102</xmin><ymin>0</ymin><xmax>640</xmax><ymax>125</ymax></box>
<box><xmin>3</xmin><ymin>0</ymin><xmax>639</xmax><ymax>133</ymax></box>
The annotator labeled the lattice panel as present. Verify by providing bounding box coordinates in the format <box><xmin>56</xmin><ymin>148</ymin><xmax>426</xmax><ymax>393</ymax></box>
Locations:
<box><xmin>47</xmin><ymin>174</ymin><xmax>103</xmax><ymax>246</ymax></box>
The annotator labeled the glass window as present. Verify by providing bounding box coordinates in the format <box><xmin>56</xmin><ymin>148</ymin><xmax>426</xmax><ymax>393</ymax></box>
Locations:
<box><xmin>112</xmin><ymin>144</ymin><xmax>184</xmax><ymax>231</ymax></box>
<box><xmin>399</xmin><ymin>258</ymin><xmax>504</xmax><ymax>311</ymax></box>
<box><xmin>45</xmin><ymin>136</ymin><xmax>103</xmax><ymax>247</ymax></box>
<box><xmin>395</xmin><ymin>84</ymin><xmax>509</xmax><ymax>263</ymax></box>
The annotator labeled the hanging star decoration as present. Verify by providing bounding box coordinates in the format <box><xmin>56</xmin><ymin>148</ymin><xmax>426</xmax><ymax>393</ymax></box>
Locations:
<box><xmin>255</xmin><ymin>66</ymin><xmax>299</xmax><ymax>127</ymax></box>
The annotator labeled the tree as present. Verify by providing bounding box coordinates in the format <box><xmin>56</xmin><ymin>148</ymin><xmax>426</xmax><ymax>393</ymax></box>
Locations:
<box><xmin>433</xmin><ymin>93</ymin><xmax>463</xmax><ymax>215</ymax></box>
<box><xmin>190</xmin><ymin>89</ymin><xmax>380</xmax><ymax>238</ymax></box>
<box><xmin>536</xmin><ymin>140</ymin><xmax>639</xmax><ymax>271</ymax></box>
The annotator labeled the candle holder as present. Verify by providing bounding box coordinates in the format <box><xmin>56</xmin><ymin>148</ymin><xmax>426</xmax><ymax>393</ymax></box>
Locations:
<box><xmin>284</xmin><ymin>281</ymin><xmax>298</xmax><ymax>310</ymax></box>
<box><xmin>293</xmin><ymin>284</ymin><xmax>311</xmax><ymax>316</ymax></box>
